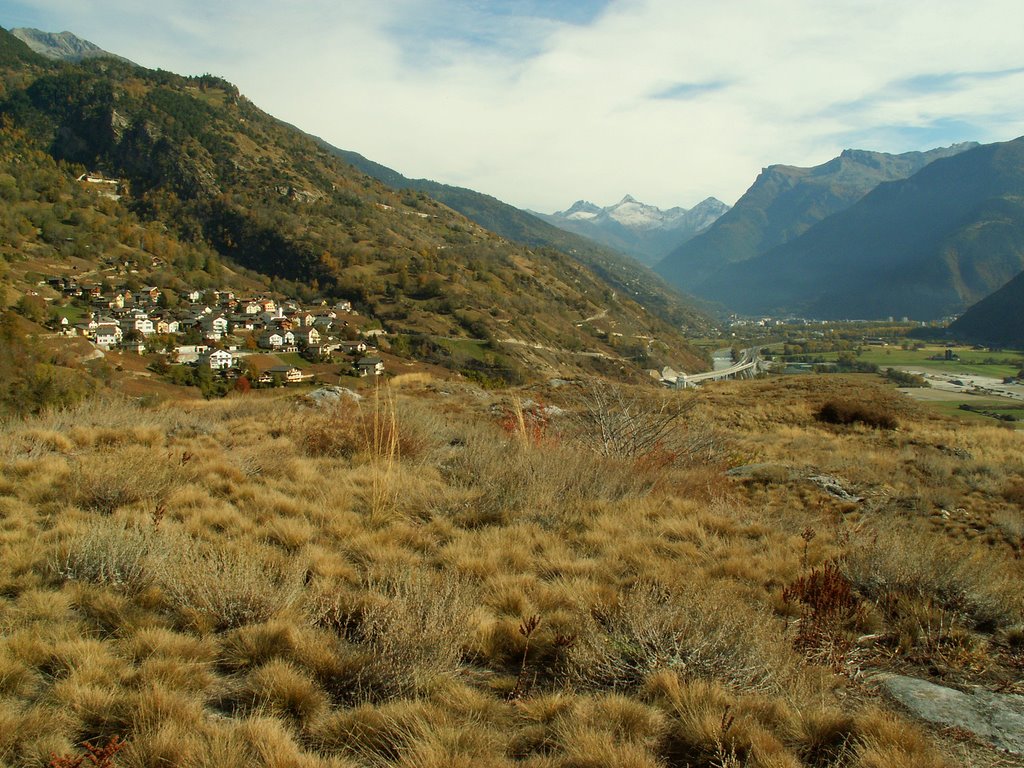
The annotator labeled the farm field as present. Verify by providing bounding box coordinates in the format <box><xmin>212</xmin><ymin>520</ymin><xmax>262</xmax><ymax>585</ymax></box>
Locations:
<box><xmin>858</xmin><ymin>344</ymin><xmax>1023</xmax><ymax>379</ymax></box>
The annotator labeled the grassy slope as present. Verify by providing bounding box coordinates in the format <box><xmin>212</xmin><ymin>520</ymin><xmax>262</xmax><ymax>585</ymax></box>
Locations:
<box><xmin>0</xmin><ymin>375</ymin><xmax>1021</xmax><ymax>766</ymax></box>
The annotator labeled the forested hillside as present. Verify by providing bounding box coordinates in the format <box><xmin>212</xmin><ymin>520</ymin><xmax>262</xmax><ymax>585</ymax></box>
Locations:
<box><xmin>324</xmin><ymin>145</ymin><xmax>713</xmax><ymax>334</ymax></box>
<box><xmin>0</xmin><ymin>27</ymin><xmax>707</xmax><ymax>379</ymax></box>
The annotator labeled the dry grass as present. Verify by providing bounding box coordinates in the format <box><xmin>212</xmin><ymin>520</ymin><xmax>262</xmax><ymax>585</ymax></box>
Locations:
<box><xmin>0</xmin><ymin>376</ymin><xmax>1015</xmax><ymax>765</ymax></box>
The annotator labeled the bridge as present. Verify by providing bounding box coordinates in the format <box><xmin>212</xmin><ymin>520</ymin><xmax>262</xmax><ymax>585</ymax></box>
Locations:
<box><xmin>668</xmin><ymin>348</ymin><xmax>761</xmax><ymax>388</ymax></box>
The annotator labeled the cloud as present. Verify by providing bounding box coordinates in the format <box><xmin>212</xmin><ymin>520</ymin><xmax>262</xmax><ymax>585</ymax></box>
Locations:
<box><xmin>5</xmin><ymin>0</ymin><xmax>1024</xmax><ymax>212</ymax></box>
<box><xmin>650</xmin><ymin>81</ymin><xmax>730</xmax><ymax>101</ymax></box>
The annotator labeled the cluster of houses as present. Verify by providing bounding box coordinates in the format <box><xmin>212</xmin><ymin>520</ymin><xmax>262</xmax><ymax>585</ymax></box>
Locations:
<box><xmin>47</xmin><ymin>277</ymin><xmax>386</xmax><ymax>380</ymax></box>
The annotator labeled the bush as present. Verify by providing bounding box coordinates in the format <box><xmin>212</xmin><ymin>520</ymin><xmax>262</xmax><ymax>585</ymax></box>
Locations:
<box><xmin>816</xmin><ymin>400</ymin><xmax>897</xmax><ymax>430</ymax></box>
<box><xmin>884</xmin><ymin>369</ymin><xmax>929</xmax><ymax>388</ymax></box>
<box><xmin>567</xmin><ymin>583</ymin><xmax>795</xmax><ymax>694</ymax></box>
<box><xmin>558</xmin><ymin>379</ymin><xmax>720</xmax><ymax>465</ymax></box>
<box><xmin>52</xmin><ymin>518</ymin><xmax>158</xmax><ymax>592</ymax></box>
<box><xmin>842</xmin><ymin>526</ymin><xmax>1022</xmax><ymax>633</ymax></box>
<box><xmin>312</xmin><ymin>570</ymin><xmax>473</xmax><ymax>702</ymax></box>
<box><xmin>69</xmin><ymin>445</ymin><xmax>177</xmax><ymax>514</ymax></box>
<box><xmin>154</xmin><ymin>536</ymin><xmax>305</xmax><ymax>632</ymax></box>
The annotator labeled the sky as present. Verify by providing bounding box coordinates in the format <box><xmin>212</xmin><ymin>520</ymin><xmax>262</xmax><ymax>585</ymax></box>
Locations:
<box><xmin>4</xmin><ymin>0</ymin><xmax>1024</xmax><ymax>212</ymax></box>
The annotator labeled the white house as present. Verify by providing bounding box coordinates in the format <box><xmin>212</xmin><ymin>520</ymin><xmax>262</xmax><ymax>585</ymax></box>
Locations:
<box><xmin>94</xmin><ymin>323</ymin><xmax>122</xmax><ymax>350</ymax></box>
<box><xmin>258</xmin><ymin>331</ymin><xmax>284</xmax><ymax>349</ymax></box>
<box><xmin>294</xmin><ymin>327</ymin><xmax>320</xmax><ymax>347</ymax></box>
<box><xmin>200</xmin><ymin>349</ymin><xmax>233</xmax><ymax>370</ymax></box>
<box><xmin>120</xmin><ymin>316</ymin><xmax>155</xmax><ymax>336</ymax></box>
<box><xmin>264</xmin><ymin>365</ymin><xmax>303</xmax><ymax>384</ymax></box>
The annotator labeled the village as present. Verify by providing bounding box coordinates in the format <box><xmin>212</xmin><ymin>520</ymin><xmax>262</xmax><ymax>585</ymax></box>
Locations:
<box><xmin>38</xmin><ymin>275</ymin><xmax>387</xmax><ymax>388</ymax></box>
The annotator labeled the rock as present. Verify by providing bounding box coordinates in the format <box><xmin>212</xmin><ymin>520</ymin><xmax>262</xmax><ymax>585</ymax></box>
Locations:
<box><xmin>807</xmin><ymin>474</ymin><xmax>863</xmax><ymax>502</ymax></box>
<box><xmin>875</xmin><ymin>673</ymin><xmax>1024</xmax><ymax>754</ymax></box>
<box><xmin>303</xmin><ymin>386</ymin><xmax>361</xmax><ymax>407</ymax></box>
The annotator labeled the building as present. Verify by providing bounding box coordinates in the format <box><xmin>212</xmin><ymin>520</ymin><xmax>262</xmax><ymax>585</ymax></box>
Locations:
<box><xmin>356</xmin><ymin>356</ymin><xmax>385</xmax><ymax>376</ymax></box>
<box><xmin>199</xmin><ymin>349</ymin><xmax>233</xmax><ymax>370</ymax></box>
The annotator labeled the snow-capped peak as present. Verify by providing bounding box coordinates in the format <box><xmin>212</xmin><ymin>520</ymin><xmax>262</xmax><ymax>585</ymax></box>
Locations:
<box><xmin>558</xmin><ymin>200</ymin><xmax>603</xmax><ymax>220</ymax></box>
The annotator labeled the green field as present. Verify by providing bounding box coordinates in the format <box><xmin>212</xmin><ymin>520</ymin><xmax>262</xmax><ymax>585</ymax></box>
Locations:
<box><xmin>276</xmin><ymin>352</ymin><xmax>312</xmax><ymax>369</ymax></box>
<box><xmin>858</xmin><ymin>344</ymin><xmax>1023</xmax><ymax>378</ymax></box>
<box><xmin>911</xmin><ymin>396</ymin><xmax>1024</xmax><ymax>428</ymax></box>
<box><xmin>52</xmin><ymin>302</ymin><xmax>89</xmax><ymax>325</ymax></box>
<box><xmin>433</xmin><ymin>337</ymin><xmax>493</xmax><ymax>362</ymax></box>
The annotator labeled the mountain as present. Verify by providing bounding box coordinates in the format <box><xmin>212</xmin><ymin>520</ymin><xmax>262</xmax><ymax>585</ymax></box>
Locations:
<box><xmin>321</xmin><ymin>145</ymin><xmax>713</xmax><ymax>334</ymax></box>
<box><xmin>0</xmin><ymin>27</ymin><xmax>707</xmax><ymax>377</ymax></box>
<box><xmin>656</xmin><ymin>144</ymin><xmax>977</xmax><ymax>292</ymax></box>
<box><xmin>10</xmin><ymin>28</ymin><xmax>130</xmax><ymax>64</ymax></box>
<box><xmin>534</xmin><ymin>195</ymin><xmax>729</xmax><ymax>267</ymax></box>
<box><xmin>695</xmin><ymin>137</ymin><xmax>1024</xmax><ymax>320</ymax></box>
<box><xmin>947</xmin><ymin>269</ymin><xmax>1024</xmax><ymax>348</ymax></box>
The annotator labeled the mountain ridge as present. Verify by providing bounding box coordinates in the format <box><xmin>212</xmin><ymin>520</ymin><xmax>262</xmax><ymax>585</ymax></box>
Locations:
<box><xmin>947</xmin><ymin>269</ymin><xmax>1024</xmax><ymax>348</ymax></box>
<box><xmin>10</xmin><ymin>27</ymin><xmax>132</xmax><ymax>64</ymax></box>
<box><xmin>695</xmin><ymin>137</ymin><xmax>1024</xmax><ymax>320</ymax></box>
<box><xmin>656</xmin><ymin>142</ymin><xmax>979</xmax><ymax>292</ymax></box>
<box><xmin>319</xmin><ymin>142</ymin><xmax>714</xmax><ymax>334</ymax></box>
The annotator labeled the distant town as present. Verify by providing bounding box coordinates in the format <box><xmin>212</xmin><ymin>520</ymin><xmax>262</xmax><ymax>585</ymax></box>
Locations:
<box><xmin>35</xmin><ymin>275</ymin><xmax>387</xmax><ymax>387</ymax></box>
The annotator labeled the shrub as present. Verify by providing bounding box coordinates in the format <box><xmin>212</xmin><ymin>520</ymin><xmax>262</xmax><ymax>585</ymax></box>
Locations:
<box><xmin>557</xmin><ymin>378</ymin><xmax>725</xmax><ymax>466</ymax></box>
<box><xmin>154</xmin><ymin>535</ymin><xmax>305</xmax><ymax>632</ymax></box>
<box><xmin>782</xmin><ymin>562</ymin><xmax>863</xmax><ymax>669</ymax></box>
<box><xmin>842</xmin><ymin>525</ymin><xmax>1022</xmax><ymax>633</ymax></box>
<box><xmin>48</xmin><ymin>735</ymin><xmax>124</xmax><ymax>768</ymax></box>
<box><xmin>884</xmin><ymin>369</ymin><xmax>929</xmax><ymax>388</ymax></box>
<box><xmin>816</xmin><ymin>400</ymin><xmax>897</xmax><ymax>430</ymax></box>
<box><xmin>51</xmin><ymin>518</ymin><xmax>159</xmax><ymax>593</ymax></box>
<box><xmin>567</xmin><ymin>583</ymin><xmax>795</xmax><ymax>695</ymax></box>
<box><xmin>313</xmin><ymin>570</ymin><xmax>474</xmax><ymax>702</ymax></box>
<box><xmin>69</xmin><ymin>446</ymin><xmax>177</xmax><ymax>515</ymax></box>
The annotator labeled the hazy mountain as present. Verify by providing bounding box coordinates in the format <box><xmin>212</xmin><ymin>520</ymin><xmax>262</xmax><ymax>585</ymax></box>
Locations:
<box><xmin>696</xmin><ymin>137</ymin><xmax>1024</xmax><ymax>320</ymax></box>
<box><xmin>656</xmin><ymin>143</ymin><xmax>978</xmax><ymax>292</ymax></box>
<box><xmin>10</xmin><ymin>28</ymin><xmax>131</xmax><ymax>64</ymax></box>
<box><xmin>0</xmin><ymin>27</ymin><xmax>707</xmax><ymax>376</ymax></box>
<box><xmin>321</xmin><ymin>145</ymin><xmax>714</xmax><ymax>333</ymax></box>
<box><xmin>534</xmin><ymin>195</ymin><xmax>729</xmax><ymax>267</ymax></box>
<box><xmin>947</xmin><ymin>269</ymin><xmax>1024</xmax><ymax>348</ymax></box>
